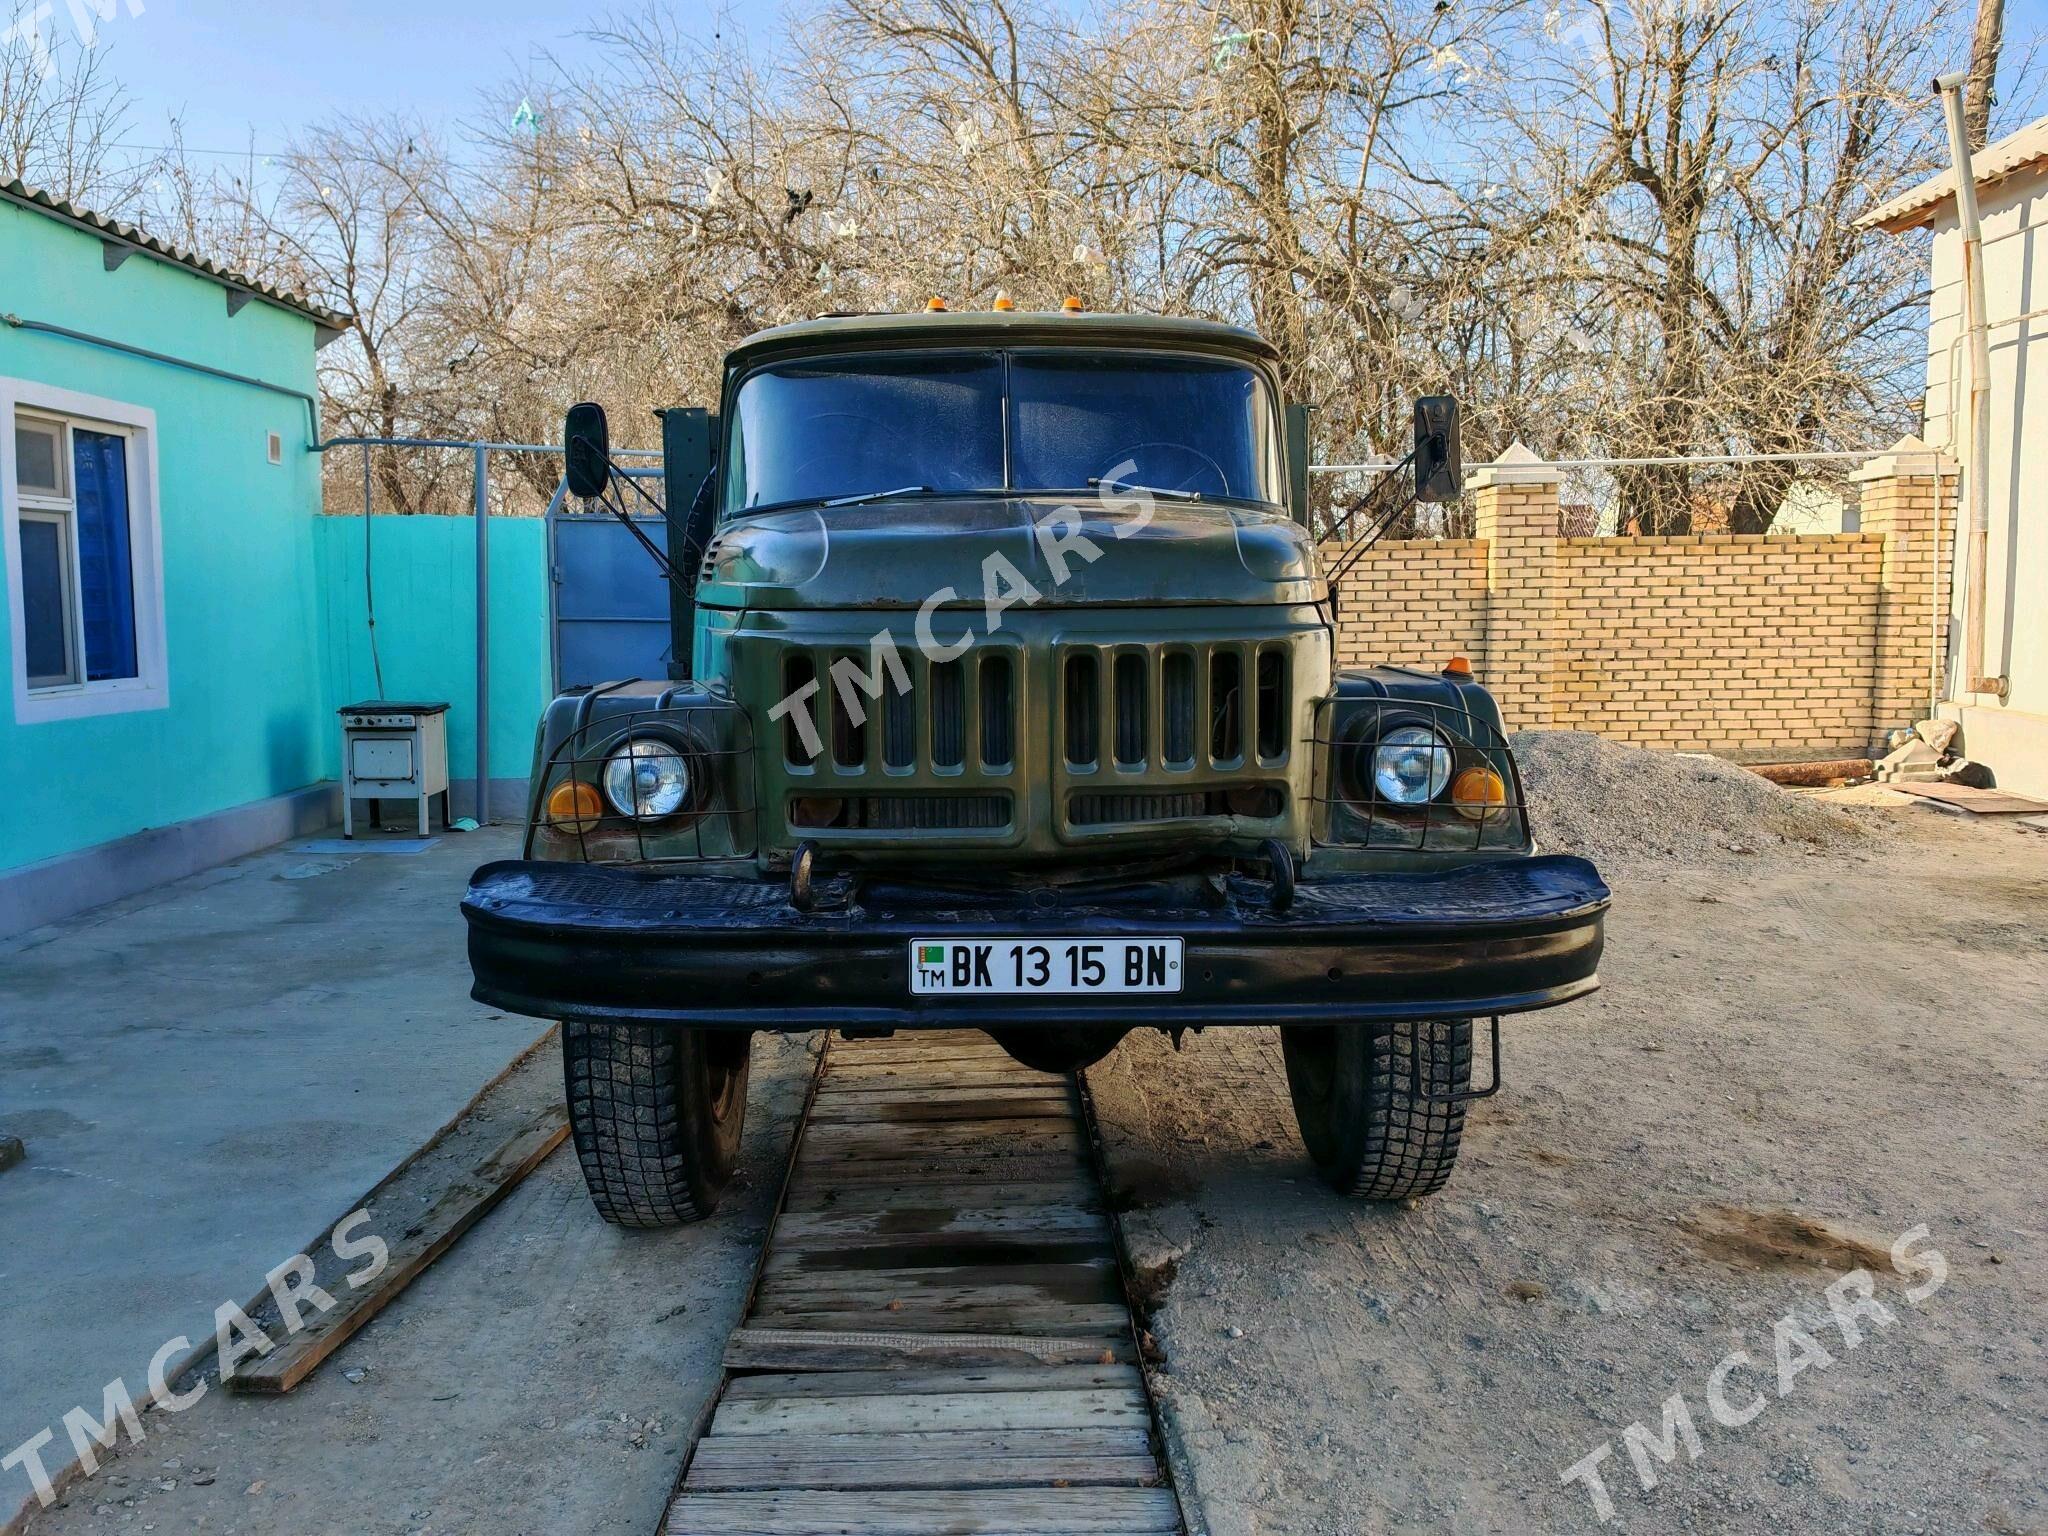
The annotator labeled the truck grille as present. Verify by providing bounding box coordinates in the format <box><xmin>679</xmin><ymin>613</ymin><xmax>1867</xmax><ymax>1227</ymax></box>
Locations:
<box><xmin>1060</xmin><ymin>641</ymin><xmax>1291</xmax><ymax>772</ymax></box>
<box><xmin>781</xmin><ymin>645</ymin><xmax>1018</xmax><ymax>778</ymax></box>
<box><xmin>759</xmin><ymin>622</ymin><xmax>1321</xmax><ymax>850</ymax></box>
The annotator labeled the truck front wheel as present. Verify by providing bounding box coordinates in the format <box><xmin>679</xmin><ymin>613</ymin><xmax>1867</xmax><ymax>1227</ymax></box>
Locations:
<box><xmin>562</xmin><ymin>1021</ymin><xmax>750</xmax><ymax>1227</ymax></box>
<box><xmin>1280</xmin><ymin>1021</ymin><xmax>1471</xmax><ymax>1200</ymax></box>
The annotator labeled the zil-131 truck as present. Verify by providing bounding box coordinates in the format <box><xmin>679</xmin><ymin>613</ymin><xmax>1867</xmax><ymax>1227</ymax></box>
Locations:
<box><xmin>462</xmin><ymin>304</ymin><xmax>1609</xmax><ymax>1227</ymax></box>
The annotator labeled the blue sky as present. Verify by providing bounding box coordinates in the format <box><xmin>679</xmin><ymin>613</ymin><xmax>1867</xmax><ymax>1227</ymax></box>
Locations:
<box><xmin>66</xmin><ymin>0</ymin><xmax>2048</xmax><ymax>168</ymax></box>
<box><xmin>85</xmin><ymin>0</ymin><xmax>724</xmax><ymax>163</ymax></box>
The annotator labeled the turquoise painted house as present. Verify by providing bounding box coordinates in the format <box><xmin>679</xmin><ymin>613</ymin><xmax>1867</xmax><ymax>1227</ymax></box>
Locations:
<box><xmin>0</xmin><ymin>181</ymin><xmax>351</xmax><ymax>933</ymax></box>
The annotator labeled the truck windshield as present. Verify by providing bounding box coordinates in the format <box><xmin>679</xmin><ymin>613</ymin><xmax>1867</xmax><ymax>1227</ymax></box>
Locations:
<box><xmin>724</xmin><ymin>350</ymin><xmax>1279</xmax><ymax>512</ymax></box>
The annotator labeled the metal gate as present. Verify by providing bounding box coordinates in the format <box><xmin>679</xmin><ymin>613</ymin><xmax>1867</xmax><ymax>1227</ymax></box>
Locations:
<box><xmin>547</xmin><ymin>470</ymin><xmax>674</xmax><ymax>691</ymax></box>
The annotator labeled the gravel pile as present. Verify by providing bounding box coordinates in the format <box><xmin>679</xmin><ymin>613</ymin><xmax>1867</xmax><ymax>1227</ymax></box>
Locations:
<box><xmin>1511</xmin><ymin>729</ymin><xmax>1867</xmax><ymax>868</ymax></box>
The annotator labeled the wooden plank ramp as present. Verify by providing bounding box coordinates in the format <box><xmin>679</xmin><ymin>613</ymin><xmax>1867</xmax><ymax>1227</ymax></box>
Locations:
<box><xmin>664</xmin><ymin>1030</ymin><xmax>1183</xmax><ymax>1536</ymax></box>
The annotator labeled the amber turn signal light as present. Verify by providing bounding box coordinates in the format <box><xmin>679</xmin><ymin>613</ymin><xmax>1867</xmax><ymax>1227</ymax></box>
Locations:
<box><xmin>1450</xmin><ymin>766</ymin><xmax>1507</xmax><ymax>821</ymax></box>
<box><xmin>545</xmin><ymin>779</ymin><xmax>604</xmax><ymax>832</ymax></box>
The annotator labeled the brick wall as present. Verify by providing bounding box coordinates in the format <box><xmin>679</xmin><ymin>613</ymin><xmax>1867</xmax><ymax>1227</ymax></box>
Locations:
<box><xmin>1325</xmin><ymin>440</ymin><xmax>1954</xmax><ymax>755</ymax></box>
<box><xmin>1328</xmin><ymin>539</ymin><xmax>1489</xmax><ymax>671</ymax></box>
<box><xmin>1552</xmin><ymin>535</ymin><xmax>1885</xmax><ymax>752</ymax></box>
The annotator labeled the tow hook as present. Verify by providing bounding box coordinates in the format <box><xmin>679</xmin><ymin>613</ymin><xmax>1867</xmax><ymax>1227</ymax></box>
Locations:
<box><xmin>790</xmin><ymin>840</ymin><xmax>818</xmax><ymax>913</ymax></box>
<box><xmin>1260</xmin><ymin>838</ymin><xmax>1296</xmax><ymax>913</ymax></box>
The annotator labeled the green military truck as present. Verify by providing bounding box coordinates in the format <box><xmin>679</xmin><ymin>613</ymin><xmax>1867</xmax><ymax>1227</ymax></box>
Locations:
<box><xmin>462</xmin><ymin>306</ymin><xmax>1609</xmax><ymax>1226</ymax></box>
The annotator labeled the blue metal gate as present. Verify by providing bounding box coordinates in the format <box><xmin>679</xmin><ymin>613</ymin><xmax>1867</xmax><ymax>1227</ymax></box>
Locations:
<box><xmin>547</xmin><ymin>505</ymin><xmax>675</xmax><ymax>690</ymax></box>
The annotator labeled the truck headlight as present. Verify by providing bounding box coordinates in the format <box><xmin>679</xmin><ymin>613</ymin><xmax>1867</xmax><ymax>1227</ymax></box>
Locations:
<box><xmin>602</xmin><ymin>739</ymin><xmax>691</xmax><ymax>820</ymax></box>
<box><xmin>1372</xmin><ymin>725</ymin><xmax>1452</xmax><ymax>804</ymax></box>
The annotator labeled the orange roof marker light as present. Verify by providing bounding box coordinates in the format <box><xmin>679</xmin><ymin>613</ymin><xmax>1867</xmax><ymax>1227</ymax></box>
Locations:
<box><xmin>1440</xmin><ymin>653</ymin><xmax>1473</xmax><ymax>679</ymax></box>
<box><xmin>1061</xmin><ymin>295</ymin><xmax>1085</xmax><ymax>312</ymax></box>
<box><xmin>926</xmin><ymin>296</ymin><xmax>948</xmax><ymax>311</ymax></box>
<box><xmin>991</xmin><ymin>292</ymin><xmax>1016</xmax><ymax>311</ymax></box>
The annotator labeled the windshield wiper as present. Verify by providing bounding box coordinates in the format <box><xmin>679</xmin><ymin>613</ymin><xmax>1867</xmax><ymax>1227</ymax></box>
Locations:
<box><xmin>1088</xmin><ymin>477</ymin><xmax>1202</xmax><ymax>503</ymax></box>
<box><xmin>822</xmin><ymin>484</ymin><xmax>933</xmax><ymax>507</ymax></box>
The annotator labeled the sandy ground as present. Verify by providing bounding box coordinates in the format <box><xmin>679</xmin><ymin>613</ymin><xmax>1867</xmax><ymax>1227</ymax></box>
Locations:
<box><xmin>16</xmin><ymin>1031</ymin><xmax>817</xmax><ymax>1536</ymax></box>
<box><xmin>1084</xmin><ymin>806</ymin><xmax>2048</xmax><ymax>1536</ymax></box>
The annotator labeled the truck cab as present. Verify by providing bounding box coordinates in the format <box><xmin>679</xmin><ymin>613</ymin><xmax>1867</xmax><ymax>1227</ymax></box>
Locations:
<box><xmin>462</xmin><ymin>306</ymin><xmax>1609</xmax><ymax>1226</ymax></box>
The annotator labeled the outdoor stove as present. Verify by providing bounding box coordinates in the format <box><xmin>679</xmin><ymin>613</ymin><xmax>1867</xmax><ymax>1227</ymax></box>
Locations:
<box><xmin>338</xmin><ymin>701</ymin><xmax>451</xmax><ymax>837</ymax></box>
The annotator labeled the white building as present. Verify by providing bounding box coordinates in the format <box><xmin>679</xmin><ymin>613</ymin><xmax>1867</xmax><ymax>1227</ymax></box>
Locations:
<box><xmin>1864</xmin><ymin>117</ymin><xmax>2048</xmax><ymax>796</ymax></box>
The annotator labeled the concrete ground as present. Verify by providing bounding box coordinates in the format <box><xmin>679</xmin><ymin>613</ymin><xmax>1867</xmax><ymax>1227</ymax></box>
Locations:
<box><xmin>0</xmin><ymin>827</ymin><xmax>542</xmax><ymax>1517</ymax></box>
<box><xmin>15</xmin><ymin>1031</ymin><xmax>817</xmax><ymax>1536</ymax></box>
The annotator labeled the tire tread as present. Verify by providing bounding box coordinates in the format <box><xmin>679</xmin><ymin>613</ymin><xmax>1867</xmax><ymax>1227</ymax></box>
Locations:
<box><xmin>564</xmin><ymin>1021</ymin><xmax>710</xmax><ymax>1228</ymax></box>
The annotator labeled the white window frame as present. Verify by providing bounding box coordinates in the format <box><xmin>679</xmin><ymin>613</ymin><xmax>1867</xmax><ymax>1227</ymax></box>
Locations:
<box><xmin>2</xmin><ymin>380</ymin><xmax>168</xmax><ymax>724</ymax></box>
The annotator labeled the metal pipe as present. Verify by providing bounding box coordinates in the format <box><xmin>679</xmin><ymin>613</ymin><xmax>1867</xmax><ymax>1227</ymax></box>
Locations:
<box><xmin>1935</xmin><ymin>69</ymin><xmax>2004</xmax><ymax>700</ymax></box>
<box><xmin>317</xmin><ymin>433</ymin><xmax>659</xmax><ymax>455</ymax></box>
<box><xmin>474</xmin><ymin>444</ymin><xmax>490</xmax><ymax>826</ymax></box>
<box><xmin>1310</xmin><ymin>448</ymin><xmax>1940</xmax><ymax>474</ymax></box>
<box><xmin>3</xmin><ymin>312</ymin><xmax>322</xmax><ymax>437</ymax></box>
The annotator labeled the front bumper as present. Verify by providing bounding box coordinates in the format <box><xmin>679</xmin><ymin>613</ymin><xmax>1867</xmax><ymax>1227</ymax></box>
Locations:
<box><xmin>462</xmin><ymin>856</ymin><xmax>1609</xmax><ymax>1030</ymax></box>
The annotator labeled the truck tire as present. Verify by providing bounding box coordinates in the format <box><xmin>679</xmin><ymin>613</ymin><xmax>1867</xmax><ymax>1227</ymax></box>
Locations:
<box><xmin>1279</xmin><ymin>1020</ymin><xmax>1471</xmax><ymax>1200</ymax></box>
<box><xmin>989</xmin><ymin>1026</ymin><xmax>1127</xmax><ymax>1074</ymax></box>
<box><xmin>562</xmin><ymin>1021</ymin><xmax>751</xmax><ymax>1228</ymax></box>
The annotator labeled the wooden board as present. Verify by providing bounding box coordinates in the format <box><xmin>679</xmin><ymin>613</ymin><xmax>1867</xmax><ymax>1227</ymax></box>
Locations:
<box><xmin>1895</xmin><ymin>781</ymin><xmax>2048</xmax><ymax>814</ymax></box>
<box><xmin>684</xmin><ymin>1452</ymin><xmax>1161</xmax><ymax>1493</ymax></box>
<box><xmin>780</xmin><ymin>1177</ymin><xmax>1102</xmax><ymax>1216</ymax></box>
<box><xmin>721</xmin><ymin>1364</ymin><xmax>1143</xmax><ymax>1400</ymax></box>
<box><xmin>689</xmin><ymin>1427</ymin><xmax>1151</xmax><ymax>1460</ymax></box>
<box><xmin>228</xmin><ymin>1101</ymin><xmax>568</xmax><ymax>1394</ymax></box>
<box><xmin>667</xmin><ymin>1487</ymin><xmax>1181</xmax><ymax>1535</ymax></box>
<box><xmin>668</xmin><ymin>1031</ymin><xmax>1182</xmax><ymax>1534</ymax></box>
<box><xmin>709</xmin><ymin>1386</ymin><xmax>1149</xmax><ymax>1437</ymax></box>
<box><xmin>723</xmin><ymin>1328</ymin><xmax>1135</xmax><ymax>1371</ymax></box>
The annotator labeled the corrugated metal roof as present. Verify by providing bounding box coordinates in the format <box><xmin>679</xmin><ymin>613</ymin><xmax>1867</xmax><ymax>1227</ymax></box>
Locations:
<box><xmin>1860</xmin><ymin>116</ymin><xmax>2048</xmax><ymax>233</ymax></box>
<box><xmin>1</xmin><ymin>178</ymin><xmax>353</xmax><ymax>331</ymax></box>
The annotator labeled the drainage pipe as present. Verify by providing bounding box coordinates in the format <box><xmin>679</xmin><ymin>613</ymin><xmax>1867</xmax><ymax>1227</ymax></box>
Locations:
<box><xmin>473</xmin><ymin>444</ymin><xmax>490</xmax><ymax>826</ymax></box>
<box><xmin>1934</xmin><ymin>69</ymin><xmax>2006</xmax><ymax>701</ymax></box>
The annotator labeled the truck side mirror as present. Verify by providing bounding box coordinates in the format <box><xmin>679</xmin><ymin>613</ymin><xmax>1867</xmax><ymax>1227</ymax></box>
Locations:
<box><xmin>1284</xmin><ymin>401</ymin><xmax>1311</xmax><ymax>527</ymax></box>
<box><xmin>564</xmin><ymin>402</ymin><xmax>612</xmax><ymax>499</ymax></box>
<box><xmin>1413</xmin><ymin>396</ymin><xmax>1460</xmax><ymax>504</ymax></box>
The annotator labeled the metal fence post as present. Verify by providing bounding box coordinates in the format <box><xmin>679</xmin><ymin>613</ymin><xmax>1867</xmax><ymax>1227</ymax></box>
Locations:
<box><xmin>474</xmin><ymin>444</ymin><xmax>490</xmax><ymax>825</ymax></box>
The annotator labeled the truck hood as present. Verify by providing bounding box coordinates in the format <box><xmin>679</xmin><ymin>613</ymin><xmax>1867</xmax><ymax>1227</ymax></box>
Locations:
<box><xmin>696</xmin><ymin>496</ymin><xmax>1324</xmax><ymax>610</ymax></box>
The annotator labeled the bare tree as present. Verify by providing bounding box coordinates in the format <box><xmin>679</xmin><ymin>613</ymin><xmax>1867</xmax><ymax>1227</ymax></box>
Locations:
<box><xmin>1484</xmin><ymin>0</ymin><xmax>1971</xmax><ymax>532</ymax></box>
<box><xmin>1966</xmin><ymin>0</ymin><xmax>2004</xmax><ymax>149</ymax></box>
<box><xmin>0</xmin><ymin>28</ymin><xmax>161</xmax><ymax>208</ymax></box>
<box><xmin>147</xmin><ymin>0</ymin><xmax>2025</xmax><ymax>538</ymax></box>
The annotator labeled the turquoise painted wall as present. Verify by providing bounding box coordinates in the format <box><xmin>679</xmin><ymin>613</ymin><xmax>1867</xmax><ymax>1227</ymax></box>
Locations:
<box><xmin>0</xmin><ymin>199</ymin><xmax>328</xmax><ymax>872</ymax></box>
<box><xmin>313</xmin><ymin>513</ymin><xmax>550</xmax><ymax>797</ymax></box>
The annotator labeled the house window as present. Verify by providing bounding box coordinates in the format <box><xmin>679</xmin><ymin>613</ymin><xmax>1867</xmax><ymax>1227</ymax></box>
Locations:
<box><xmin>5</xmin><ymin>384</ymin><xmax>166</xmax><ymax>723</ymax></box>
<box><xmin>16</xmin><ymin>416</ymin><xmax>141</xmax><ymax>689</ymax></box>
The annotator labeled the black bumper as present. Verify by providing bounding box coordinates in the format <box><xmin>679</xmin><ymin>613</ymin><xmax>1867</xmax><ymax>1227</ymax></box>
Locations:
<box><xmin>462</xmin><ymin>856</ymin><xmax>1609</xmax><ymax>1031</ymax></box>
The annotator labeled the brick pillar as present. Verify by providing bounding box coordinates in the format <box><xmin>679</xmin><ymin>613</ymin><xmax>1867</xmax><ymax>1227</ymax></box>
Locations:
<box><xmin>1471</xmin><ymin>442</ymin><xmax>1562</xmax><ymax>730</ymax></box>
<box><xmin>1850</xmin><ymin>435</ymin><xmax>1955</xmax><ymax>743</ymax></box>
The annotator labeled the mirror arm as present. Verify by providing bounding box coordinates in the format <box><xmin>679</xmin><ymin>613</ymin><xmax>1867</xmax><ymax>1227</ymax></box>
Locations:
<box><xmin>584</xmin><ymin>470</ymin><xmax>693</xmax><ymax>596</ymax></box>
<box><xmin>1323</xmin><ymin>446</ymin><xmax>1421</xmax><ymax>591</ymax></box>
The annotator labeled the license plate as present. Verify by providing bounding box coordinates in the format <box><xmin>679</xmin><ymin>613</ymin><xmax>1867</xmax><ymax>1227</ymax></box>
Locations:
<box><xmin>909</xmin><ymin>938</ymin><xmax>1184</xmax><ymax>996</ymax></box>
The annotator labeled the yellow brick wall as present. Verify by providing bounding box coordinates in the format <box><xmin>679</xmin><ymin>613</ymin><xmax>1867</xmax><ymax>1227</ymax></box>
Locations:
<box><xmin>1326</xmin><ymin>463</ymin><xmax>1952</xmax><ymax>755</ymax></box>
<box><xmin>1322</xmin><ymin>539</ymin><xmax>1489</xmax><ymax>672</ymax></box>
<box><xmin>1551</xmin><ymin>534</ymin><xmax>1885</xmax><ymax>752</ymax></box>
